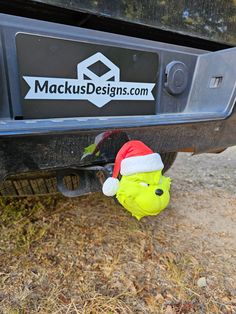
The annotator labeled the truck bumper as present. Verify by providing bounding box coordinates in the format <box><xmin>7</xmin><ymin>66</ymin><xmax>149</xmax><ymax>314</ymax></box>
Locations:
<box><xmin>0</xmin><ymin>110</ymin><xmax>236</xmax><ymax>181</ymax></box>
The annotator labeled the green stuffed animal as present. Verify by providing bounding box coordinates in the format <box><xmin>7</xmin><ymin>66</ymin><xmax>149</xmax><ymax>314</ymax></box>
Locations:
<box><xmin>102</xmin><ymin>140</ymin><xmax>171</xmax><ymax>220</ymax></box>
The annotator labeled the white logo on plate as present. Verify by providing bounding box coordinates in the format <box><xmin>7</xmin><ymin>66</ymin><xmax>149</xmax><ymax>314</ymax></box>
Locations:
<box><xmin>23</xmin><ymin>52</ymin><xmax>156</xmax><ymax>107</ymax></box>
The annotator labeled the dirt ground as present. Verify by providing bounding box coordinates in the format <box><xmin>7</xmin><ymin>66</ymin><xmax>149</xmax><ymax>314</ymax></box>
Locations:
<box><xmin>0</xmin><ymin>148</ymin><xmax>236</xmax><ymax>314</ymax></box>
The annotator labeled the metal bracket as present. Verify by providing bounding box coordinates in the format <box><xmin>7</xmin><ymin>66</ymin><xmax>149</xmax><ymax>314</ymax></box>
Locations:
<box><xmin>56</xmin><ymin>164</ymin><xmax>113</xmax><ymax>197</ymax></box>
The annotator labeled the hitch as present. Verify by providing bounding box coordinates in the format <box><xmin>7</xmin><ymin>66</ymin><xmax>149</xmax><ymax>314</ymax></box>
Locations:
<box><xmin>56</xmin><ymin>164</ymin><xmax>113</xmax><ymax>197</ymax></box>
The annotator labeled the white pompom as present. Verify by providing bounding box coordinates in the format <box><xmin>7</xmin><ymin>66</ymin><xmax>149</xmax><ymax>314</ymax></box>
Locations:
<box><xmin>102</xmin><ymin>177</ymin><xmax>119</xmax><ymax>196</ymax></box>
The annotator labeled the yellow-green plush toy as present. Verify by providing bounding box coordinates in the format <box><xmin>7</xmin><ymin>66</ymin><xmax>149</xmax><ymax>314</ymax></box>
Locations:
<box><xmin>102</xmin><ymin>140</ymin><xmax>171</xmax><ymax>220</ymax></box>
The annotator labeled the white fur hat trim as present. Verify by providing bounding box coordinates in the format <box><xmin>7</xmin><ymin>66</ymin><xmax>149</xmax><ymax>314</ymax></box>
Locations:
<box><xmin>120</xmin><ymin>153</ymin><xmax>164</xmax><ymax>176</ymax></box>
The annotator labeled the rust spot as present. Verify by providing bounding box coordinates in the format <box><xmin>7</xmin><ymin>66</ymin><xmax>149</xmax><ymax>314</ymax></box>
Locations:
<box><xmin>96</xmin><ymin>170</ymin><xmax>106</xmax><ymax>185</ymax></box>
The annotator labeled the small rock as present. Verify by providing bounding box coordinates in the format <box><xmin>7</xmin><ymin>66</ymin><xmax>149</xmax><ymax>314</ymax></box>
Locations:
<box><xmin>165</xmin><ymin>305</ymin><xmax>176</xmax><ymax>314</ymax></box>
<box><xmin>197</xmin><ymin>277</ymin><xmax>207</xmax><ymax>287</ymax></box>
<box><xmin>155</xmin><ymin>293</ymin><xmax>164</xmax><ymax>303</ymax></box>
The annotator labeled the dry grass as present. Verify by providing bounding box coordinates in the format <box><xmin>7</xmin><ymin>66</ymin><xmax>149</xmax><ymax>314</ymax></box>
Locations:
<box><xmin>0</xmin><ymin>191</ymin><xmax>235</xmax><ymax>314</ymax></box>
<box><xmin>2</xmin><ymin>146</ymin><xmax>236</xmax><ymax>313</ymax></box>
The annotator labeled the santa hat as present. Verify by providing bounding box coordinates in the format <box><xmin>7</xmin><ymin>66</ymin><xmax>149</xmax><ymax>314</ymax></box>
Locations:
<box><xmin>102</xmin><ymin>140</ymin><xmax>164</xmax><ymax>196</ymax></box>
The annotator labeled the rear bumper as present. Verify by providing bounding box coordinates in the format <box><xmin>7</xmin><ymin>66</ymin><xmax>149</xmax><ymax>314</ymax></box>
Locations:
<box><xmin>0</xmin><ymin>110</ymin><xmax>232</xmax><ymax>137</ymax></box>
<box><xmin>0</xmin><ymin>111</ymin><xmax>236</xmax><ymax>181</ymax></box>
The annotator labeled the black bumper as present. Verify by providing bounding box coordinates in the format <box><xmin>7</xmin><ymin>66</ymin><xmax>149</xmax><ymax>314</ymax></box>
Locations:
<box><xmin>0</xmin><ymin>112</ymin><xmax>236</xmax><ymax>181</ymax></box>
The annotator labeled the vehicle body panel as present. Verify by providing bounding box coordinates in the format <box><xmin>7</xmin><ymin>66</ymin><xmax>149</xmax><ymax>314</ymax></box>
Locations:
<box><xmin>0</xmin><ymin>6</ymin><xmax>235</xmax><ymax>194</ymax></box>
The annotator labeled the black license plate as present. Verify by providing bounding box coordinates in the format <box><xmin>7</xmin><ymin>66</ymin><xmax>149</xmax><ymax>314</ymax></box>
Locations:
<box><xmin>16</xmin><ymin>33</ymin><xmax>158</xmax><ymax>119</ymax></box>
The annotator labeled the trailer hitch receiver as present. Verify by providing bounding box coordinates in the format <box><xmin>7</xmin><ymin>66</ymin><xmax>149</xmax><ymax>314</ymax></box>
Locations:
<box><xmin>56</xmin><ymin>165</ymin><xmax>113</xmax><ymax>197</ymax></box>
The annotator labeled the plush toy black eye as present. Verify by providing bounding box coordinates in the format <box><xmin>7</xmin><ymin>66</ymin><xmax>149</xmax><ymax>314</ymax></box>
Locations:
<box><xmin>155</xmin><ymin>189</ymin><xmax>164</xmax><ymax>196</ymax></box>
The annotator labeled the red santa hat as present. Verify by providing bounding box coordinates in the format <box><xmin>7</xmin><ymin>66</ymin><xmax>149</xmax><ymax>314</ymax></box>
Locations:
<box><xmin>102</xmin><ymin>140</ymin><xmax>164</xmax><ymax>196</ymax></box>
